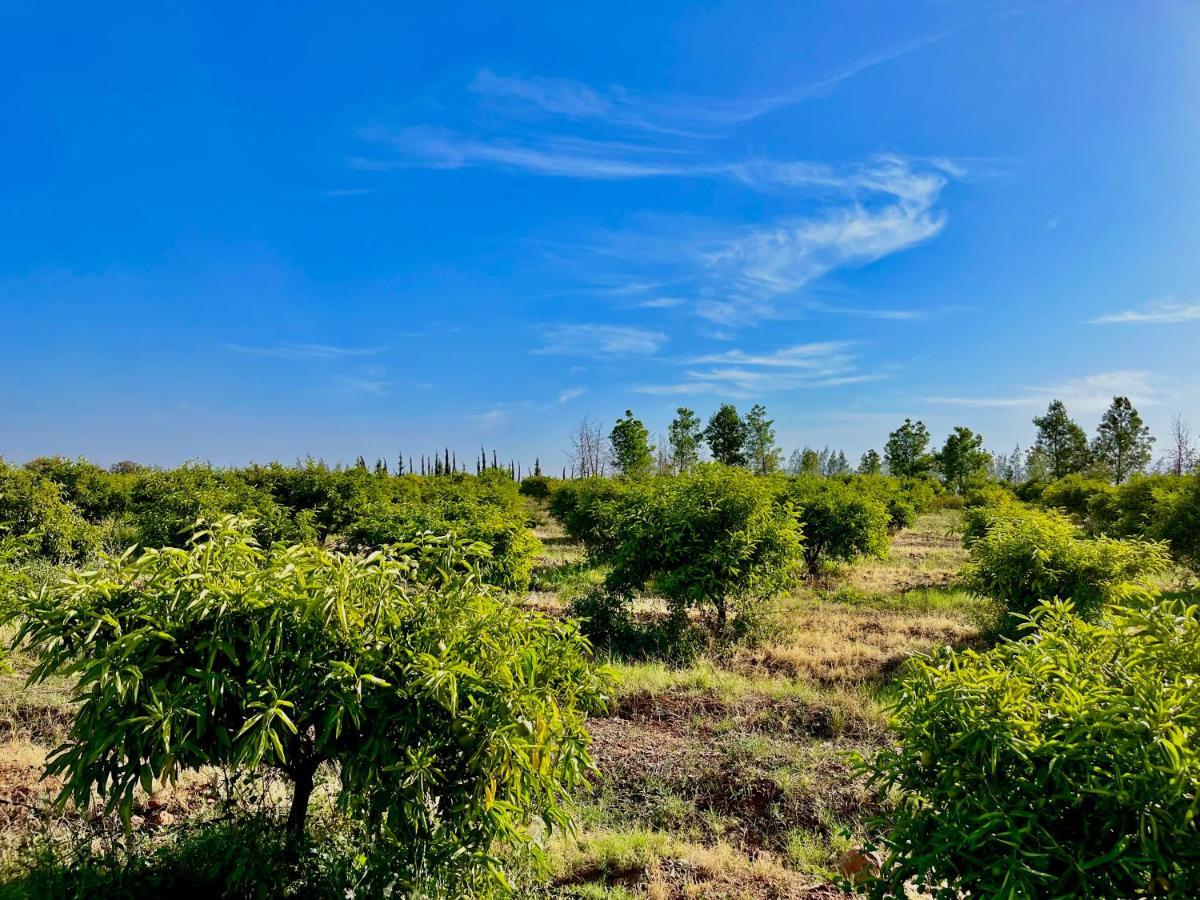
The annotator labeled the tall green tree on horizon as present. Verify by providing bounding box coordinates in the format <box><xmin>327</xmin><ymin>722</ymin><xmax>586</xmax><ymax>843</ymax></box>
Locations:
<box><xmin>609</xmin><ymin>410</ymin><xmax>654</xmax><ymax>477</ymax></box>
<box><xmin>743</xmin><ymin>404</ymin><xmax>783</xmax><ymax>475</ymax></box>
<box><xmin>858</xmin><ymin>449</ymin><xmax>883</xmax><ymax>476</ymax></box>
<box><xmin>704</xmin><ymin>404</ymin><xmax>748</xmax><ymax>467</ymax></box>
<box><xmin>936</xmin><ymin>426</ymin><xmax>991</xmax><ymax>493</ymax></box>
<box><xmin>884</xmin><ymin>419</ymin><xmax>933</xmax><ymax>478</ymax></box>
<box><xmin>667</xmin><ymin>407</ymin><xmax>704</xmax><ymax>473</ymax></box>
<box><xmin>1092</xmin><ymin>395</ymin><xmax>1154</xmax><ymax>483</ymax></box>
<box><xmin>1030</xmin><ymin>399</ymin><xmax>1091</xmax><ymax>479</ymax></box>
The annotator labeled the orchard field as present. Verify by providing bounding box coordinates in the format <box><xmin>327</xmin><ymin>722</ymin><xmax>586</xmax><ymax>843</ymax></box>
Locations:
<box><xmin>1</xmin><ymin>398</ymin><xmax>1200</xmax><ymax>898</ymax></box>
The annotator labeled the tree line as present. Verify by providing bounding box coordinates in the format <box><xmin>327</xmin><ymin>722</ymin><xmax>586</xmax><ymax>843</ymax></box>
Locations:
<box><xmin>568</xmin><ymin>396</ymin><xmax>1196</xmax><ymax>492</ymax></box>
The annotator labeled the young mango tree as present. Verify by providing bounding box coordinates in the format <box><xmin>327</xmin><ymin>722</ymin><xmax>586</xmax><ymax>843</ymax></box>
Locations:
<box><xmin>781</xmin><ymin>478</ymin><xmax>891</xmax><ymax>574</ymax></box>
<box><xmin>9</xmin><ymin>517</ymin><xmax>609</xmax><ymax>889</ymax></box>
<box><xmin>602</xmin><ymin>464</ymin><xmax>802</xmax><ymax>635</ymax></box>
<box><xmin>865</xmin><ymin>598</ymin><xmax>1200</xmax><ymax>898</ymax></box>
<box><xmin>962</xmin><ymin>506</ymin><xmax>1170</xmax><ymax>625</ymax></box>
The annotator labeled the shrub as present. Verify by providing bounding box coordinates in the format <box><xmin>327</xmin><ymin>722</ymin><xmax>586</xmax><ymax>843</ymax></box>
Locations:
<box><xmin>1152</xmin><ymin>473</ymin><xmax>1200</xmax><ymax>573</ymax></box>
<box><xmin>342</xmin><ymin>497</ymin><xmax>540</xmax><ymax>591</ymax></box>
<box><xmin>962</xmin><ymin>482</ymin><xmax>1014</xmax><ymax>509</ymax></box>
<box><xmin>781</xmin><ymin>477</ymin><xmax>890</xmax><ymax>573</ymax></box>
<box><xmin>566</xmin><ymin>588</ymin><xmax>704</xmax><ymax>663</ymax></box>
<box><xmin>602</xmin><ymin>465</ymin><xmax>802</xmax><ymax>635</ymax></box>
<box><xmin>9</xmin><ymin>517</ymin><xmax>608</xmax><ymax>890</ymax></box>
<box><xmin>865</xmin><ymin>598</ymin><xmax>1200</xmax><ymax>898</ymax></box>
<box><xmin>519</xmin><ymin>474</ymin><xmax>554</xmax><ymax>500</ymax></box>
<box><xmin>929</xmin><ymin>492</ymin><xmax>965</xmax><ymax>511</ymax></box>
<box><xmin>960</xmin><ymin>488</ymin><xmax>1025</xmax><ymax>545</ymax></box>
<box><xmin>854</xmin><ymin>475</ymin><xmax>918</xmax><ymax>532</ymax></box>
<box><xmin>897</xmin><ymin>477</ymin><xmax>937</xmax><ymax>515</ymax></box>
<box><xmin>963</xmin><ymin>506</ymin><xmax>1169</xmax><ymax>624</ymax></box>
<box><xmin>547</xmin><ymin>478</ymin><xmax>628</xmax><ymax>553</ymax></box>
<box><xmin>1013</xmin><ymin>478</ymin><xmax>1047</xmax><ymax>503</ymax></box>
<box><xmin>1040</xmin><ymin>473</ymin><xmax>1114</xmax><ymax>521</ymax></box>
<box><xmin>0</xmin><ymin>463</ymin><xmax>99</xmax><ymax>562</ymax></box>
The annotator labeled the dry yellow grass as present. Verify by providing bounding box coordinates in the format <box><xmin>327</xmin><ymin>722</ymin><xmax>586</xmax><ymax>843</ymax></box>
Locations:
<box><xmin>734</xmin><ymin>604</ymin><xmax>977</xmax><ymax>685</ymax></box>
<box><xmin>850</xmin><ymin>510</ymin><xmax>967</xmax><ymax>594</ymax></box>
<box><xmin>550</xmin><ymin>829</ymin><xmax>837</xmax><ymax>900</ymax></box>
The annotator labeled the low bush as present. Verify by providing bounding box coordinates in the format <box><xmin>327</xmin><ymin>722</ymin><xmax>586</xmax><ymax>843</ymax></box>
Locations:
<box><xmin>1039</xmin><ymin>473</ymin><xmax>1114</xmax><ymax>521</ymax></box>
<box><xmin>1154</xmin><ymin>473</ymin><xmax>1200</xmax><ymax>573</ymax></box>
<box><xmin>962</xmin><ymin>482</ymin><xmax>1014</xmax><ymax>509</ymax></box>
<box><xmin>854</xmin><ymin>475</ymin><xmax>919</xmax><ymax>532</ymax></box>
<box><xmin>865</xmin><ymin>598</ymin><xmax>1200</xmax><ymax>898</ymax></box>
<box><xmin>0</xmin><ymin>463</ymin><xmax>99</xmax><ymax>562</ymax></box>
<box><xmin>780</xmin><ymin>478</ymin><xmax>890</xmax><ymax>574</ymax></box>
<box><xmin>8</xmin><ymin>517</ymin><xmax>609</xmax><ymax>890</ymax></box>
<box><xmin>601</xmin><ymin>465</ymin><xmax>802</xmax><ymax>637</ymax></box>
<box><xmin>547</xmin><ymin>478</ymin><xmax>628</xmax><ymax>553</ymax></box>
<box><xmin>342</xmin><ymin>497</ymin><xmax>540</xmax><ymax>591</ymax></box>
<box><xmin>960</xmin><ymin>488</ymin><xmax>1025</xmax><ymax>545</ymax></box>
<box><xmin>567</xmin><ymin>588</ymin><xmax>705</xmax><ymax>663</ymax></box>
<box><xmin>963</xmin><ymin>506</ymin><xmax>1169</xmax><ymax>624</ymax></box>
<box><xmin>519</xmin><ymin>475</ymin><xmax>554</xmax><ymax>500</ymax></box>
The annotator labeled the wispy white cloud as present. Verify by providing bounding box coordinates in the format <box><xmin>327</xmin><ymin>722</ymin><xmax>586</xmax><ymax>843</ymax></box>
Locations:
<box><xmin>928</xmin><ymin>370</ymin><xmax>1158</xmax><ymax>414</ymax></box>
<box><xmin>466</xmin><ymin>19</ymin><xmax>980</xmax><ymax>137</ymax></box>
<box><xmin>224</xmin><ymin>342</ymin><xmax>385</xmax><ymax>360</ymax></box>
<box><xmin>361</xmin><ymin>126</ymin><xmax>715</xmax><ymax>180</ymax></box>
<box><xmin>692</xmin><ymin>177</ymin><xmax>948</xmax><ymax>324</ymax></box>
<box><xmin>557</xmin><ymin>386</ymin><xmax>586</xmax><ymax>403</ymax></box>
<box><xmin>1088</xmin><ymin>299</ymin><xmax>1200</xmax><ymax>325</ymax></box>
<box><xmin>358</xmin><ymin>34</ymin><xmax>977</xmax><ymax>329</ymax></box>
<box><xmin>637</xmin><ymin>340</ymin><xmax>883</xmax><ymax>397</ymax></box>
<box><xmin>555</xmin><ymin>154</ymin><xmax>956</xmax><ymax>327</ymax></box>
<box><xmin>690</xmin><ymin>341</ymin><xmax>857</xmax><ymax>370</ymax></box>
<box><xmin>534</xmin><ymin>323</ymin><xmax>668</xmax><ymax>358</ymax></box>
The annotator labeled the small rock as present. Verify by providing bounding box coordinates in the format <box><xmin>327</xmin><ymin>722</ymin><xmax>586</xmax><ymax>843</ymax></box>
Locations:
<box><xmin>836</xmin><ymin>847</ymin><xmax>883</xmax><ymax>885</ymax></box>
<box><xmin>144</xmin><ymin>796</ymin><xmax>167</xmax><ymax>812</ymax></box>
<box><xmin>129</xmin><ymin>814</ymin><xmax>145</xmax><ymax>828</ymax></box>
<box><xmin>147</xmin><ymin>810</ymin><xmax>175</xmax><ymax>827</ymax></box>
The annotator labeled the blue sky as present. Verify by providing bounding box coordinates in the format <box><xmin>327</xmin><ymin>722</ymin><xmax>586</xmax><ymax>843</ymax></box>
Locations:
<box><xmin>3</xmin><ymin>1</ymin><xmax>1199</xmax><ymax>470</ymax></box>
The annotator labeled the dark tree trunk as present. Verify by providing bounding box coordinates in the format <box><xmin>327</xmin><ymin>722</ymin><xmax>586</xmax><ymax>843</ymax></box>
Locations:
<box><xmin>286</xmin><ymin>760</ymin><xmax>318</xmax><ymax>845</ymax></box>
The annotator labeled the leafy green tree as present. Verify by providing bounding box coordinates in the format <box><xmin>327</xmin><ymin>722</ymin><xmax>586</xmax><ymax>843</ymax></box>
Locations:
<box><xmin>783</xmin><ymin>478</ymin><xmax>890</xmax><ymax>573</ymax></box>
<box><xmin>704</xmin><ymin>404</ymin><xmax>748</xmax><ymax>467</ymax></box>
<box><xmin>1091</xmin><ymin>395</ymin><xmax>1154</xmax><ymax>483</ymax></box>
<box><xmin>935</xmin><ymin>426</ymin><xmax>991</xmax><ymax>494</ymax></box>
<box><xmin>867</xmin><ymin>597</ymin><xmax>1200</xmax><ymax>898</ymax></box>
<box><xmin>10</xmin><ymin>518</ymin><xmax>607</xmax><ymax>888</ymax></box>
<box><xmin>609</xmin><ymin>410</ymin><xmax>654</xmax><ymax>478</ymax></box>
<box><xmin>602</xmin><ymin>465</ymin><xmax>801</xmax><ymax>634</ymax></box>
<box><xmin>742</xmin><ymin>404</ymin><xmax>782</xmax><ymax>475</ymax></box>
<box><xmin>667</xmin><ymin>407</ymin><xmax>704</xmax><ymax>473</ymax></box>
<box><xmin>858</xmin><ymin>449</ymin><xmax>883</xmax><ymax>475</ymax></box>
<box><xmin>0</xmin><ymin>463</ymin><xmax>99</xmax><ymax>562</ymax></box>
<box><xmin>963</xmin><ymin>506</ymin><xmax>1169</xmax><ymax>625</ymax></box>
<box><xmin>1030</xmin><ymin>399</ymin><xmax>1091</xmax><ymax>479</ymax></box>
<box><xmin>884</xmin><ymin>419</ymin><xmax>934</xmax><ymax>478</ymax></box>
